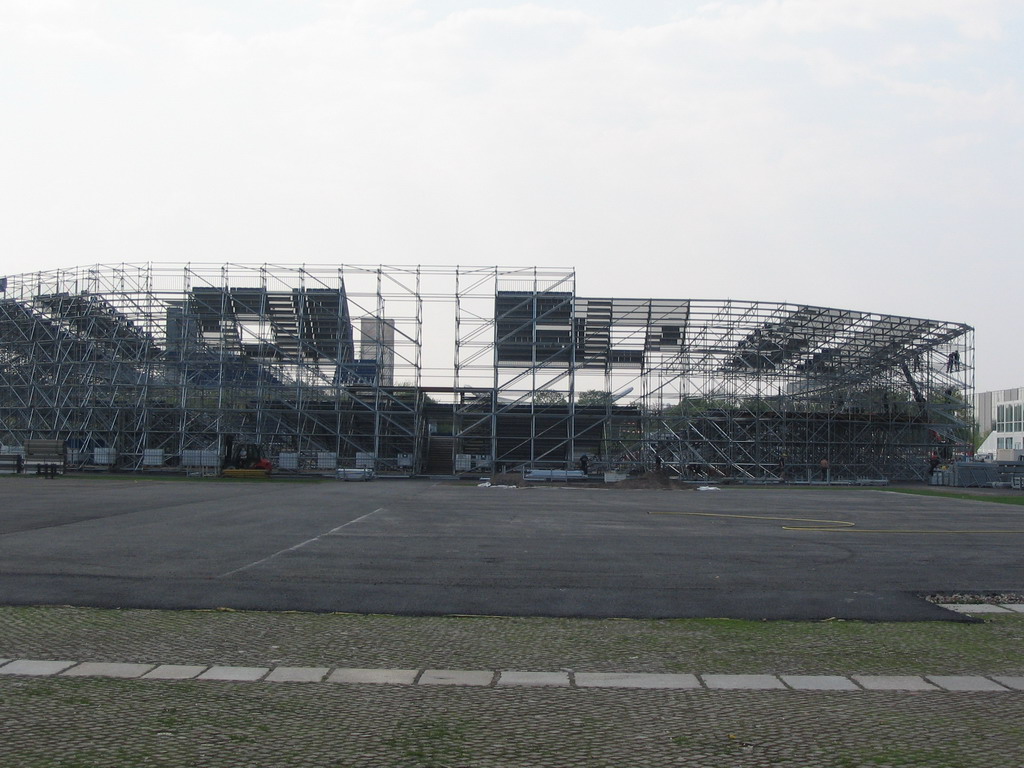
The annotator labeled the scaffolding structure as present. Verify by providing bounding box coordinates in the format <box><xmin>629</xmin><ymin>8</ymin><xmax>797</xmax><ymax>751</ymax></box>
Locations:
<box><xmin>0</xmin><ymin>263</ymin><xmax>973</xmax><ymax>480</ymax></box>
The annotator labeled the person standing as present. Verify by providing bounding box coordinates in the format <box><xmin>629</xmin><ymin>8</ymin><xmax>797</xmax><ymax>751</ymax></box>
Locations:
<box><xmin>579</xmin><ymin>454</ymin><xmax>589</xmax><ymax>475</ymax></box>
<box><xmin>819</xmin><ymin>458</ymin><xmax>829</xmax><ymax>482</ymax></box>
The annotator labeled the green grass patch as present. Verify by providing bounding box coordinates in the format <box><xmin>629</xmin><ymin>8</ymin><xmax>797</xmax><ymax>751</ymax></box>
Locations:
<box><xmin>2</xmin><ymin>606</ymin><xmax>1023</xmax><ymax>676</ymax></box>
<box><xmin>673</xmin><ymin>484</ymin><xmax>1024</xmax><ymax>505</ymax></box>
<box><xmin>887</xmin><ymin>488</ymin><xmax>1024</xmax><ymax>505</ymax></box>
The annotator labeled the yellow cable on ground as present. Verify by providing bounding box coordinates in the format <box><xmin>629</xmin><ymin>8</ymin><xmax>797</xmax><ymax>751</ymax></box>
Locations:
<box><xmin>651</xmin><ymin>511</ymin><xmax>855</xmax><ymax>527</ymax></box>
<box><xmin>651</xmin><ymin>510</ymin><xmax>1024</xmax><ymax>534</ymax></box>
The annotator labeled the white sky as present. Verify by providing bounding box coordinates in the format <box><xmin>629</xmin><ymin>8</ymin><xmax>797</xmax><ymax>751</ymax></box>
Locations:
<box><xmin>1</xmin><ymin>0</ymin><xmax>1020</xmax><ymax>391</ymax></box>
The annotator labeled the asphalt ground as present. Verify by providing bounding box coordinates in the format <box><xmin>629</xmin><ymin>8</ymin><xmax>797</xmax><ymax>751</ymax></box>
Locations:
<box><xmin>1</xmin><ymin>476</ymin><xmax>1021</xmax><ymax>621</ymax></box>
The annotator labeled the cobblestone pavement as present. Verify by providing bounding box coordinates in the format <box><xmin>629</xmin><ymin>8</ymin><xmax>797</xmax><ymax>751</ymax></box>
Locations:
<box><xmin>2</xmin><ymin>607</ymin><xmax>1024</xmax><ymax>767</ymax></box>
<box><xmin>4</xmin><ymin>675</ymin><xmax>1023</xmax><ymax>767</ymax></box>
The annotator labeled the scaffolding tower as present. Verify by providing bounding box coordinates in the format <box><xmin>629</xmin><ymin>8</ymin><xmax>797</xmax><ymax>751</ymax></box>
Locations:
<box><xmin>0</xmin><ymin>263</ymin><xmax>973</xmax><ymax>480</ymax></box>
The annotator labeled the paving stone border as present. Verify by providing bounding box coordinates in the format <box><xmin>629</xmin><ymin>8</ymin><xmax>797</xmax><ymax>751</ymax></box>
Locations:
<box><xmin>0</xmin><ymin>657</ymin><xmax>1020</xmax><ymax>692</ymax></box>
<box><xmin>941</xmin><ymin>604</ymin><xmax>1019</xmax><ymax>614</ymax></box>
<box><xmin>141</xmin><ymin>664</ymin><xmax>207</xmax><ymax>680</ymax></box>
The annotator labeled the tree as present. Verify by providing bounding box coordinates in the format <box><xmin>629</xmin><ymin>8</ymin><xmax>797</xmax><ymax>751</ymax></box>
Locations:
<box><xmin>534</xmin><ymin>391</ymin><xmax>567</xmax><ymax>405</ymax></box>
<box><xmin>576</xmin><ymin>390</ymin><xmax>612</xmax><ymax>406</ymax></box>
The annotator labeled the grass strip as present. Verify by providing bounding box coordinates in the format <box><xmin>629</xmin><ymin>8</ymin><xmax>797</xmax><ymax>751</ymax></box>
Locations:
<box><xmin>887</xmin><ymin>488</ymin><xmax>1024</xmax><ymax>505</ymax></box>
<box><xmin>2</xmin><ymin>606</ymin><xmax>1022</xmax><ymax>676</ymax></box>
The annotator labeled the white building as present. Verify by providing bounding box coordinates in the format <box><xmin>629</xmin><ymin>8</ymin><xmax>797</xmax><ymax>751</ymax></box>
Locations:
<box><xmin>974</xmin><ymin>387</ymin><xmax>1024</xmax><ymax>460</ymax></box>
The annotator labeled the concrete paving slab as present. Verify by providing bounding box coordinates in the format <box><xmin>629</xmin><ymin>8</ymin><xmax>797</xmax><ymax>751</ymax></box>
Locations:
<box><xmin>574</xmin><ymin>672</ymin><xmax>700</xmax><ymax>689</ymax></box>
<box><xmin>197</xmin><ymin>665</ymin><xmax>269</xmax><ymax>682</ymax></box>
<box><xmin>327</xmin><ymin>668</ymin><xmax>418</xmax><ymax>685</ymax></box>
<box><xmin>142</xmin><ymin>664</ymin><xmax>207</xmax><ymax>680</ymax></box>
<box><xmin>264</xmin><ymin>666</ymin><xmax>329</xmax><ymax>683</ymax></box>
<box><xmin>0</xmin><ymin>659</ymin><xmax>77</xmax><ymax>676</ymax></box>
<box><xmin>1002</xmin><ymin>604</ymin><xmax>1024</xmax><ymax>613</ymax></box>
<box><xmin>60</xmin><ymin>662</ymin><xmax>154</xmax><ymax>678</ymax></box>
<box><xmin>0</xmin><ymin>659</ymin><xmax>9</xmax><ymax>667</ymax></box>
<box><xmin>419</xmin><ymin>669</ymin><xmax>494</xmax><ymax>686</ymax></box>
<box><xmin>497</xmin><ymin>670</ymin><xmax>571</xmax><ymax>687</ymax></box>
<box><xmin>780</xmin><ymin>675</ymin><xmax>859</xmax><ymax>691</ymax></box>
<box><xmin>991</xmin><ymin>676</ymin><xmax>1024</xmax><ymax>691</ymax></box>
<box><xmin>942</xmin><ymin>604</ymin><xmax>1012</xmax><ymax>614</ymax></box>
<box><xmin>925</xmin><ymin>675</ymin><xmax>1011</xmax><ymax>692</ymax></box>
<box><xmin>853</xmin><ymin>675</ymin><xmax>939</xmax><ymax>691</ymax></box>
<box><xmin>702</xmin><ymin>674</ymin><xmax>786</xmax><ymax>690</ymax></box>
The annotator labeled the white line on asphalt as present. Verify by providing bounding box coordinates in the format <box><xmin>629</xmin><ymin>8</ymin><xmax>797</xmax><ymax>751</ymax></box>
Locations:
<box><xmin>219</xmin><ymin>507</ymin><xmax>385</xmax><ymax>577</ymax></box>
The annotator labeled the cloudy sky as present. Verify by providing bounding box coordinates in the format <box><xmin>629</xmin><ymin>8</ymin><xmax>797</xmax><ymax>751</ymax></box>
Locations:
<box><xmin>1</xmin><ymin>0</ymin><xmax>1020</xmax><ymax>390</ymax></box>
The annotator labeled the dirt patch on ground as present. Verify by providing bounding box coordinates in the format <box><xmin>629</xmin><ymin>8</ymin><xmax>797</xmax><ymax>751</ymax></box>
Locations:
<box><xmin>481</xmin><ymin>470</ymin><xmax>717</xmax><ymax>490</ymax></box>
<box><xmin>926</xmin><ymin>592</ymin><xmax>1024</xmax><ymax>604</ymax></box>
<box><xmin>612</xmin><ymin>471</ymin><xmax>684</xmax><ymax>490</ymax></box>
<box><xmin>486</xmin><ymin>472</ymin><xmax>528</xmax><ymax>487</ymax></box>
